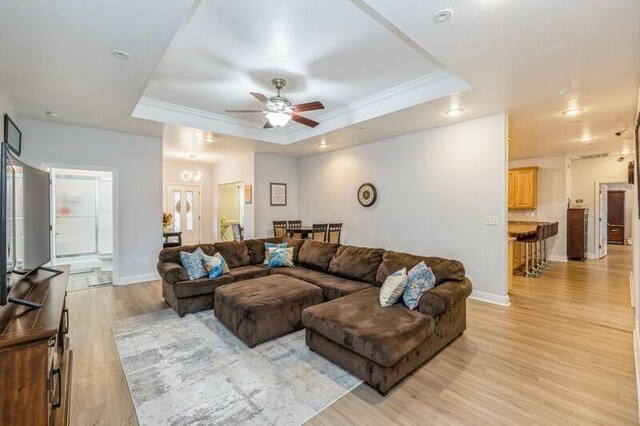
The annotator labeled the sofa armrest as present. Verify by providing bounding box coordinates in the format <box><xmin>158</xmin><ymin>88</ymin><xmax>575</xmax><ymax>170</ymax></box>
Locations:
<box><xmin>157</xmin><ymin>261</ymin><xmax>188</xmax><ymax>284</ymax></box>
<box><xmin>418</xmin><ymin>277</ymin><xmax>472</xmax><ymax>317</ymax></box>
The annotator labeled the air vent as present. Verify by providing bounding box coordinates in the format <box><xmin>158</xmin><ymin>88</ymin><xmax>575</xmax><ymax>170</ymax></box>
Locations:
<box><xmin>577</xmin><ymin>152</ymin><xmax>610</xmax><ymax>160</ymax></box>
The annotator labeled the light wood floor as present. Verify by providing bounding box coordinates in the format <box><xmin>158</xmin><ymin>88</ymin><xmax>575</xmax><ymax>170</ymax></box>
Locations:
<box><xmin>68</xmin><ymin>245</ymin><xmax>638</xmax><ymax>425</ymax></box>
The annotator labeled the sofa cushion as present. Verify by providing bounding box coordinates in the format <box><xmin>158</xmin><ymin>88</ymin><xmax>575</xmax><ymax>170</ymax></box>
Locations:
<box><xmin>171</xmin><ymin>274</ymin><xmax>235</xmax><ymax>298</ymax></box>
<box><xmin>214</xmin><ymin>241</ymin><xmax>251</xmax><ymax>268</ymax></box>
<box><xmin>271</xmin><ymin>266</ymin><xmax>373</xmax><ymax>301</ymax></box>
<box><xmin>302</xmin><ymin>287</ymin><xmax>435</xmax><ymax>367</ymax></box>
<box><xmin>375</xmin><ymin>251</ymin><xmax>465</xmax><ymax>286</ymax></box>
<box><xmin>403</xmin><ymin>262</ymin><xmax>436</xmax><ymax>310</ymax></box>
<box><xmin>282</xmin><ymin>237</ymin><xmax>306</xmax><ymax>263</ymax></box>
<box><xmin>328</xmin><ymin>245</ymin><xmax>385</xmax><ymax>284</ymax></box>
<box><xmin>180</xmin><ymin>248</ymin><xmax>208</xmax><ymax>280</ymax></box>
<box><xmin>245</xmin><ymin>238</ymin><xmax>283</xmax><ymax>264</ymax></box>
<box><xmin>158</xmin><ymin>243</ymin><xmax>216</xmax><ymax>264</ymax></box>
<box><xmin>229</xmin><ymin>264</ymin><xmax>270</xmax><ymax>281</ymax></box>
<box><xmin>297</xmin><ymin>240</ymin><xmax>341</xmax><ymax>272</ymax></box>
<box><xmin>156</xmin><ymin>261</ymin><xmax>188</xmax><ymax>285</ymax></box>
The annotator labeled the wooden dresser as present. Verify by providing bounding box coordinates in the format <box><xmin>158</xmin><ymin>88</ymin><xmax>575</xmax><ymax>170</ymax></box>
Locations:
<box><xmin>0</xmin><ymin>266</ymin><xmax>71</xmax><ymax>425</ymax></box>
<box><xmin>567</xmin><ymin>208</ymin><xmax>588</xmax><ymax>261</ymax></box>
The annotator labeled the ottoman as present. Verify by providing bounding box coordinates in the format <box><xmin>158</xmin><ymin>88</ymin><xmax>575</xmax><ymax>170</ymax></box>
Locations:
<box><xmin>214</xmin><ymin>274</ymin><xmax>323</xmax><ymax>347</ymax></box>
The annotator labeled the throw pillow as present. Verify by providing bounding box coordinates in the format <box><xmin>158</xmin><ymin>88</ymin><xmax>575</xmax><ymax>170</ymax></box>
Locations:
<box><xmin>202</xmin><ymin>252</ymin><xmax>229</xmax><ymax>279</ymax></box>
<box><xmin>180</xmin><ymin>248</ymin><xmax>207</xmax><ymax>280</ymax></box>
<box><xmin>403</xmin><ymin>261</ymin><xmax>436</xmax><ymax>310</ymax></box>
<box><xmin>263</xmin><ymin>242</ymin><xmax>288</xmax><ymax>264</ymax></box>
<box><xmin>267</xmin><ymin>247</ymin><xmax>294</xmax><ymax>268</ymax></box>
<box><xmin>379</xmin><ymin>268</ymin><xmax>408</xmax><ymax>307</ymax></box>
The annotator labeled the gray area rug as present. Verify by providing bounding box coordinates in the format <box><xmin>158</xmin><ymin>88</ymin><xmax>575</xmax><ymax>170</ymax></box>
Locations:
<box><xmin>112</xmin><ymin>309</ymin><xmax>362</xmax><ymax>425</ymax></box>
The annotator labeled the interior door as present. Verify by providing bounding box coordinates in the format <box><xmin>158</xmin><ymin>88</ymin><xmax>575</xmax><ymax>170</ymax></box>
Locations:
<box><xmin>607</xmin><ymin>190</ymin><xmax>625</xmax><ymax>245</ymax></box>
<box><xmin>598</xmin><ymin>184</ymin><xmax>608</xmax><ymax>258</ymax></box>
<box><xmin>166</xmin><ymin>185</ymin><xmax>200</xmax><ymax>245</ymax></box>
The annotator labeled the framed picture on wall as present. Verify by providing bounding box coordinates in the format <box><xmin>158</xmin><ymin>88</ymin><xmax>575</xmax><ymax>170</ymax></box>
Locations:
<box><xmin>244</xmin><ymin>185</ymin><xmax>252</xmax><ymax>204</ymax></box>
<box><xmin>635</xmin><ymin>112</ymin><xmax>640</xmax><ymax>218</ymax></box>
<box><xmin>270</xmin><ymin>182</ymin><xmax>287</xmax><ymax>206</ymax></box>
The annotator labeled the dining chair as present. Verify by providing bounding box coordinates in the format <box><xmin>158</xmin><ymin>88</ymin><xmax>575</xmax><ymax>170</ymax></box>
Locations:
<box><xmin>327</xmin><ymin>223</ymin><xmax>342</xmax><ymax>244</ymax></box>
<box><xmin>287</xmin><ymin>220</ymin><xmax>303</xmax><ymax>239</ymax></box>
<box><xmin>311</xmin><ymin>224</ymin><xmax>328</xmax><ymax>242</ymax></box>
<box><xmin>231</xmin><ymin>224</ymin><xmax>244</xmax><ymax>241</ymax></box>
<box><xmin>273</xmin><ymin>220</ymin><xmax>288</xmax><ymax>238</ymax></box>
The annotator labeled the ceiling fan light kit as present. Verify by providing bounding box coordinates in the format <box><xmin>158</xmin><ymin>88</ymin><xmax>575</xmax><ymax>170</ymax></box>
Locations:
<box><xmin>226</xmin><ymin>78</ymin><xmax>325</xmax><ymax>129</ymax></box>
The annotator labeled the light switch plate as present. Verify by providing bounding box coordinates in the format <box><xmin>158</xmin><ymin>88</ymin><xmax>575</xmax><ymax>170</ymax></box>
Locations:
<box><xmin>484</xmin><ymin>216</ymin><xmax>499</xmax><ymax>226</ymax></box>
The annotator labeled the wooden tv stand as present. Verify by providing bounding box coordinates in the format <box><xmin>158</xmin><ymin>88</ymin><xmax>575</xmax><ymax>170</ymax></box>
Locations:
<box><xmin>0</xmin><ymin>266</ymin><xmax>71</xmax><ymax>425</ymax></box>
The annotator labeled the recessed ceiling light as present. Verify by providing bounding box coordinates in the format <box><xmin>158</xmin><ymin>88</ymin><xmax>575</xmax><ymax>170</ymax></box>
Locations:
<box><xmin>111</xmin><ymin>49</ymin><xmax>131</xmax><ymax>61</ymax></box>
<box><xmin>318</xmin><ymin>141</ymin><xmax>328</xmax><ymax>149</ymax></box>
<box><xmin>433</xmin><ymin>9</ymin><xmax>453</xmax><ymax>23</ymax></box>
<box><xmin>562</xmin><ymin>108</ymin><xmax>583</xmax><ymax>117</ymax></box>
<box><xmin>446</xmin><ymin>108</ymin><xmax>464</xmax><ymax>117</ymax></box>
<box><xmin>579</xmin><ymin>134</ymin><xmax>593</xmax><ymax>142</ymax></box>
<box><xmin>622</xmin><ymin>148</ymin><xmax>630</xmax><ymax>155</ymax></box>
<box><xmin>188</xmin><ymin>153</ymin><xmax>197</xmax><ymax>159</ymax></box>
<box><xmin>46</xmin><ymin>111</ymin><xmax>60</xmax><ymax>118</ymax></box>
<box><xmin>204</xmin><ymin>135</ymin><xmax>216</xmax><ymax>143</ymax></box>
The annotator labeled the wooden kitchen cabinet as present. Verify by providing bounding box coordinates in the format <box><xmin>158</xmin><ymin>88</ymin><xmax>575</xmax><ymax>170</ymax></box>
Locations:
<box><xmin>508</xmin><ymin>167</ymin><xmax>538</xmax><ymax>210</ymax></box>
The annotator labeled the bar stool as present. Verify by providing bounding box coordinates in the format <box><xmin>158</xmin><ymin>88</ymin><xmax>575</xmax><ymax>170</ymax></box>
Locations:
<box><xmin>517</xmin><ymin>224</ymin><xmax>545</xmax><ymax>278</ymax></box>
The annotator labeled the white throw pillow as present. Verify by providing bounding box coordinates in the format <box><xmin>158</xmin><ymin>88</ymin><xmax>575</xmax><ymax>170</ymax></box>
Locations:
<box><xmin>379</xmin><ymin>268</ymin><xmax>408</xmax><ymax>307</ymax></box>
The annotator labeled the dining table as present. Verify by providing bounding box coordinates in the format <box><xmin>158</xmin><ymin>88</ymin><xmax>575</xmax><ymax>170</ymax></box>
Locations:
<box><xmin>285</xmin><ymin>226</ymin><xmax>313</xmax><ymax>238</ymax></box>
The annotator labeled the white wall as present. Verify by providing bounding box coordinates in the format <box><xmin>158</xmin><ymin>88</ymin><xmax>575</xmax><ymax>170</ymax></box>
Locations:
<box><xmin>163</xmin><ymin>160</ymin><xmax>214</xmax><ymax>243</ymax></box>
<box><xmin>19</xmin><ymin>119</ymin><xmax>163</xmax><ymax>284</ymax></box>
<box><xmin>570</xmin><ymin>155</ymin><xmax>633</xmax><ymax>256</ymax></box>
<box><xmin>298</xmin><ymin>114</ymin><xmax>509</xmax><ymax>304</ymax></box>
<box><xmin>211</xmin><ymin>153</ymin><xmax>254</xmax><ymax>241</ymax></box>
<box><xmin>254</xmin><ymin>153</ymin><xmax>299</xmax><ymax>238</ymax></box>
<box><xmin>607</xmin><ymin>182</ymin><xmax>634</xmax><ymax>241</ymax></box>
<box><xmin>509</xmin><ymin>156</ymin><xmax>569</xmax><ymax>260</ymax></box>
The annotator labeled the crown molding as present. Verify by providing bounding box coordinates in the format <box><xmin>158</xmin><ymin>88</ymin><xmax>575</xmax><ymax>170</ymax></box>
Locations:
<box><xmin>132</xmin><ymin>98</ymin><xmax>288</xmax><ymax>145</ymax></box>
<box><xmin>132</xmin><ymin>69</ymin><xmax>470</xmax><ymax>146</ymax></box>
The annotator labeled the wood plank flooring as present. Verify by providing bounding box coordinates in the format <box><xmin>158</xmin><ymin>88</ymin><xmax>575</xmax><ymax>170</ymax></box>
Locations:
<box><xmin>68</xmin><ymin>245</ymin><xmax>638</xmax><ymax>425</ymax></box>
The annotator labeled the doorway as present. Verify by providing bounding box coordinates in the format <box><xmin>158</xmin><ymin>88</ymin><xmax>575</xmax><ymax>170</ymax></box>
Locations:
<box><xmin>49</xmin><ymin>167</ymin><xmax>114</xmax><ymax>290</ymax></box>
<box><xmin>594</xmin><ymin>180</ymin><xmax>633</xmax><ymax>259</ymax></box>
<box><xmin>165</xmin><ymin>184</ymin><xmax>201</xmax><ymax>245</ymax></box>
<box><xmin>217</xmin><ymin>182</ymin><xmax>244</xmax><ymax>241</ymax></box>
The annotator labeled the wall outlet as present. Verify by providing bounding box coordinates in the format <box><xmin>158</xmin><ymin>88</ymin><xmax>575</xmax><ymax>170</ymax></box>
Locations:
<box><xmin>484</xmin><ymin>216</ymin><xmax>499</xmax><ymax>226</ymax></box>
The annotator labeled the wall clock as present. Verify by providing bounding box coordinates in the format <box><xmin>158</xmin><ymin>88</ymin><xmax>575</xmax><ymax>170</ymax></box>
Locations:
<box><xmin>357</xmin><ymin>183</ymin><xmax>377</xmax><ymax>207</ymax></box>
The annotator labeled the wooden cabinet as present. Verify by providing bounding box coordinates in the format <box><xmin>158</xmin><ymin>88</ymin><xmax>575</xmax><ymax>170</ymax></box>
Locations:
<box><xmin>607</xmin><ymin>190</ymin><xmax>625</xmax><ymax>245</ymax></box>
<box><xmin>567</xmin><ymin>208</ymin><xmax>588</xmax><ymax>261</ymax></box>
<box><xmin>0</xmin><ymin>267</ymin><xmax>71</xmax><ymax>425</ymax></box>
<box><xmin>508</xmin><ymin>167</ymin><xmax>538</xmax><ymax>210</ymax></box>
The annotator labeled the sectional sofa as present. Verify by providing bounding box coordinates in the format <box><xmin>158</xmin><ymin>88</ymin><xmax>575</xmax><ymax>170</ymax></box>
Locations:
<box><xmin>156</xmin><ymin>237</ymin><xmax>472</xmax><ymax>395</ymax></box>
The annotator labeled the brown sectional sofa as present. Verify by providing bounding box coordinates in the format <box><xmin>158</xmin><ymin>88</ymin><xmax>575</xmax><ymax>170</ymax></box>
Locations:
<box><xmin>156</xmin><ymin>236</ymin><xmax>472</xmax><ymax>395</ymax></box>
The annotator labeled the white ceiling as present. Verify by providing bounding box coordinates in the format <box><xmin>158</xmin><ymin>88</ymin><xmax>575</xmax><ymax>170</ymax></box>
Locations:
<box><xmin>1</xmin><ymin>0</ymin><xmax>638</xmax><ymax>163</ymax></box>
<box><xmin>0</xmin><ymin>0</ymin><xmax>195</xmax><ymax>136</ymax></box>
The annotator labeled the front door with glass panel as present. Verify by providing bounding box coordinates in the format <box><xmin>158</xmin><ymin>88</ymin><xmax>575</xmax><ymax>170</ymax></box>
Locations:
<box><xmin>166</xmin><ymin>185</ymin><xmax>200</xmax><ymax>245</ymax></box>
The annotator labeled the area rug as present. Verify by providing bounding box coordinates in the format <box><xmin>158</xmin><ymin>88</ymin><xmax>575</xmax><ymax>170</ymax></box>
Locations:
<box><xmin>111</xmin><ymin>309</ymin><xmax>362</xmax><ymax>425</ymax></box>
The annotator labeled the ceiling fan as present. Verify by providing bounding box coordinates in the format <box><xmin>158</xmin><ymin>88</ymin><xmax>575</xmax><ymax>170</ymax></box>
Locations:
<box><xmin>225</xmin><ymin>78</ymin><xmax>324</xmax><ymax>128</ymax></box>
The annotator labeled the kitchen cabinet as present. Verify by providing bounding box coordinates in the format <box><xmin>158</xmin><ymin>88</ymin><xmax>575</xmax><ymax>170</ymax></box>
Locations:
<box><xmin>508</xmin><ymin>167</ymin><xmax>538</xmax><ymax>210</ymax></box>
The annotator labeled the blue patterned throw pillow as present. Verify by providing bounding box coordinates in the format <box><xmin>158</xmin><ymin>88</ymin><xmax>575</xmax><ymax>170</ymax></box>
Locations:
<box><xmin>180</xmin><ymin>248</ymin><xmax>207</xmax><ymax>280</ymax></box>
<box><xmin>267</xmin><ymin>247</ymin><xmax>294</xmax><ymax>268</ymax></box>
<box><xmin>263</xmin><ymin>242</ymin><xmax>288</xmax><ymax>264</ymax></box>
<box><xmin>403</xmin><ymin>261</ymin><xmax>436</xmax><ymax>310</ymax></box>
<box><xmin>202</xmin><ymin>253</ymin><xmax>229</xmax><ymax>279</ymax></box>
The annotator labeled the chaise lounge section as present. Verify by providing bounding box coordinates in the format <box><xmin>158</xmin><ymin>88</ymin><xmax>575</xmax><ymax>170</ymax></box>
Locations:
<box><xmin>156</xmin><ymin>237</ymin><xmax>471</xmax><ymax>394</ymax></box>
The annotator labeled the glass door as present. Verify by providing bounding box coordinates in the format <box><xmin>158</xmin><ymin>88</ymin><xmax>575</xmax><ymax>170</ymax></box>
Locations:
<box><xmin>166</xmin><ymin>184</ymin><xmax>200</xmax><ymax>245</ymax></box>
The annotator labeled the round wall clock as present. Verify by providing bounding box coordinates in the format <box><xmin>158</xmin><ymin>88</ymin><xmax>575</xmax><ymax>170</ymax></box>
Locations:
<box><xmin>357</xmin><ymin>183</ymin><xmax>377</xmax><ymax>207</ymax></box>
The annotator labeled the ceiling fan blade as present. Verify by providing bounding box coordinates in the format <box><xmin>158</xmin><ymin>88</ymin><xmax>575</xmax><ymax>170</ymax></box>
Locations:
<box><xmin>263</xmin><ymin>121</ymin><xmax>274</xmax><ymax>129</ymax></box>
<box><xmin>292</xmin><ymin>101</ymin><xmax>325</xmax><ymax>112</ymax></box>
<box><xmin>250</xmin><ymin>92</ymin><xmax>270</xmax><ymax>106</ymax></box>
<box><xmin>291</xmin><ymin>114</ymin><xmax>319</xmax><ymax>128</ymax></box>
<box><xmin>225</xmin><ymin>109</ymin><xmax>264</xmax><ymax>113</ymax></box>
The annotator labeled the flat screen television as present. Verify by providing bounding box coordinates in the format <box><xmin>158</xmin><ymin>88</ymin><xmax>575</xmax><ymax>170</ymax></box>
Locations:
<box><xmin>1</xmin><ymin>142</ymin><xmax>55</xmax><ymax>307</ymax></box>
<box><xmin>4</xmin><ymin>114</ymin><xmax>21</xmax><ymax>156</ymax></box>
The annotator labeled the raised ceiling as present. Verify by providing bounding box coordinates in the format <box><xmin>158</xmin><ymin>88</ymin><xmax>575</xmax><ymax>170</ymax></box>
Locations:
<box><xmin>0</xmin><ymin>0</ymin><xmax>638</xmax><ymax>162</ymax></box>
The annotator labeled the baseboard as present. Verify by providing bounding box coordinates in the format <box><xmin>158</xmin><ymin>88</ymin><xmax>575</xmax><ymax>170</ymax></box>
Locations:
<box><xmin>634</xmin><ymin>328</ymin><xmax>640</xmax><ymax>420</ymax></box>
<box><xmin>469</xmin><ymin>290</ymin><xmax>510</xmax><ymax>306</ymax></box>
<box><xmin>548</xmin><ymin>255</ymin><xmax>568</xmax><ymax>262</ymax></box>
<box><xmin>115</xmin><ymin>272</ymin><xmax>160</xmax><ymax>286</ymax></box>
<box><xmin>631</xmin><ymin>271</ymin><xmax>636</xmax><ymax>309</ymax></box>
